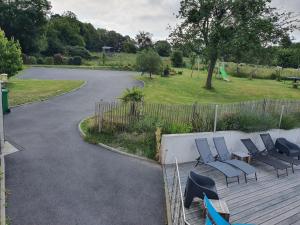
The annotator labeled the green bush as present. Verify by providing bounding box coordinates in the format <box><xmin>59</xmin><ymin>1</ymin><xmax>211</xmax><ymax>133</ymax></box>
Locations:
<box><xmin>62</xmin><ymin>57</ymin><xmax>69</xmax><ymax>65</ymax></box>
<box><xmin>136</xmin><ymin>49</ymin><xmax>162</xmax><ymax>78</ymax></box>
<box><xmin>45</xmin><ymin>57</ymin><xmax>54</xmax><ymax>65</ymax></box>
<box><xmin>164</xmin><ymin>123</ymin><xmax>193</xmax><ymax>134</ymax></box>
<box><xmin>66</xmin><ymin>46</ymin><xmax>91</xmax><ymax>59</ymax></box>
<box><xmin>129</xmin><ymin>116</ymin><xmax>162</xmax><ymax>133</ymax></box>
<box><xmin>171</xmin><ymin>50</ymin><xmax>184</xmax><ymax>68</ymax></box>
<box><xmin>0</xmin><ymin>29</ymin><xmax>22</xmax><ymax>76</ymax></box>
<box><xmin>281</xmin><ymin>116</ymin><xmax>297</xmax><ymax>130</ymax></box>
<box><xmin>73</xmin><ymin>56</ymin><xmax>82</xmax><ymax>65</ymax></box>
<box><xmin>218</xmin><ymin>113</ymin><xmax>278</xmax><ymax>132</ymax></box>
<box><xmin>22</xmin><ymin>55</ymin><xmax>37</xmax><ymax>65</ymax></box>
<box><xmin>120</xmin><ymin>87</ymin><xmax>144</xmax><ymax>103</ymax></box>
<box><xmin>37</xmin><ymin>57</ymin><xmax>45</xmax><ymax>64</ymax></box>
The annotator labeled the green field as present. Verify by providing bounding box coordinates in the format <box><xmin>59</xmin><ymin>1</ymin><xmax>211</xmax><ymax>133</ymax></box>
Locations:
<box><xmin>8</xmin><ymin>78</ymin><xmax>84</xmax><ymax>106</ymax></box>
<box><xmin>138</xmin><ymin>69</ymin><xmax>300</xmax><ymax>104</ymax></box>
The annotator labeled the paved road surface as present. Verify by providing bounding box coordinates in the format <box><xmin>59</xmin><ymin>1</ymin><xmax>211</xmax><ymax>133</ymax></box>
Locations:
<box><xmin>4</xmin><ymin>68</ymin><xmax>165</xmax><ymax>225</ymax></box>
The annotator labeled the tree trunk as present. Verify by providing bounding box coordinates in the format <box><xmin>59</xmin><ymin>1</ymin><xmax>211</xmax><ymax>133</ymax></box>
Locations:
<box><xmin>205</xmin><ymin>54</ymin><xmax>217</xmax><ymax>89</ymax></box>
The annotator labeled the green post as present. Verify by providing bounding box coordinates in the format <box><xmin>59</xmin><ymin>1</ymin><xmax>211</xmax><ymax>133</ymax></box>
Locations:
<box><xmin>2</xmin><ymin>88</ymin><xmax>10</xmax><ymax>114</ymax></box>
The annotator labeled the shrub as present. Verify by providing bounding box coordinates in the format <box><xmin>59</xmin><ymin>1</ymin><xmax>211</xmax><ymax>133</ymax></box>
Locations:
<box><xmin>120</xmin><ymin>87</ymin><xmax>144</xmax><ymax>103</ymax></box>
<box><xmin>66</xmin><ymin>46</ymin><xmax>92</xmax><ymax>59</ymax></box>
<box><xmin>53</xmin><ymin>53</ymin><xmax>64</xmax><ymax>65</ymax></box>
<box><xmin>22</xmin><ymin>55</ymin><xmax>37</xmax><ymax>64</ymax></box>
<box><xmin>45</xmin><ymin>57</ymin><xmax>54</xmax><ymax>65</ymax></box>
<box><xmin>136</xmin><ymin>49</ymin><xmax>162</xmax><ymax>78</ymax></box>
<box><xmin>72</xmin><ymin>56</ymin><xmax>82</xmax><ymax>65</ymax></box>
<box><xmin>171</xmin><ymin>50</ymin><xmax>184</xmax><ymax>67</ymax></box>
<box><xmin>28</xmin><ymin>56</ymin><xmax>37</xmax><ymax>64</ymax></box>
<box><xmin>162</xmin><ymin>65</ymin><xmax>170</xmax><ymax>77</ymax></box>
<box><xmin>164</xmin><ymin>123</ymin><xmax>193</xmax><ymax>134</ymax></box>
<box><xmin>129</xmin><ymin>116</ymin><xmax>162</xmax><ymax>133</ymax></box>
<box><xmin>281</xmin><ymin>113</ymin><xmax>300</xmax><ymax>130</ymax></box>
<box><xmin>154</xmin><ymin>40</ymin><xmax>171</xmax><ymax>57</ymax></box>
<box><xmin>0</xmin><ymin>29</ymin><xmax>22</xmax><ymax>76</ymax></box>
<box><xmin>62</xmin><ymin>57</ymin><xmax>69</xmax><ymax>65</ymax></box>
<box><xmin>37</xmin><ymin>57</ymin><xmax>45</xmax><ymax>64</ymax></box>
<box><xmin>218</xmin><ymin>113</ymin><xmax>278</xmax><ymax>132</ymax></box>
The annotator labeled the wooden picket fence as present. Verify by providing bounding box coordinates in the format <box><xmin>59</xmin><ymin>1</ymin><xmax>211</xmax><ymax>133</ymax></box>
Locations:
<box><xmin>94</xmin><ymin>99</ymin><xmax>300</xmax><ymax>133</ymax></box>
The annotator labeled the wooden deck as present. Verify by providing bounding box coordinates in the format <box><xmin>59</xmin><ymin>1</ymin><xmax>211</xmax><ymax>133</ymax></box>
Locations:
<box><xmin>164</xmin><ymin>160</ymin><xmax>300</xmax><ymax>225</ymax></box>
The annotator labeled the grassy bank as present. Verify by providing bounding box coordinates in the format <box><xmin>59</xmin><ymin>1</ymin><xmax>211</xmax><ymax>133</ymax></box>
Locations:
<box><xmin>81</xmin><ymin>117</ymin><xmax>157</xmax><ymax>159</ymax></box>
<box><xmin>138</xmin><ymin>69</ymin><xmax>300</xmax><ymax>104</ymax></box>
<box><xmin>8</xmin><ymin>78</ymin><xmax>84</xmax><ymax>106</ymax></box>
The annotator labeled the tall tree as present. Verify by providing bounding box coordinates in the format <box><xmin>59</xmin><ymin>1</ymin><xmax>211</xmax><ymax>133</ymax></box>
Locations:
<box><xmin>154</xmin><ymin>40</ymin><xmax>172</xmax><ymax>57</ymax></box>
<box><xmin>0</xmin><ymin>0</ymin><xmax>51</xmax><ymax>54</ymax></box>
<box><xmin>135</xmin><ymin>31</ymin><xmax>153</xmax><ymax>50</ymax></box>
<box><xmin>171</xmin><ymin>0</ymin><xmax>299</xmax><ymax>89</ymax></box>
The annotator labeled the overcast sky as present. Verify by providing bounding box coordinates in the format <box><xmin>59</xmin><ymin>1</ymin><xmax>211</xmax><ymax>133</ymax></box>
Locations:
<box><xmin>50</xmin><ymin>0</ymin><xmax>300</xmax><ymax>41</ymax></box>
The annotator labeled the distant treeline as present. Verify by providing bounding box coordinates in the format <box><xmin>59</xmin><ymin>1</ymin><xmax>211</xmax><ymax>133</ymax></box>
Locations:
<box><xmin>0</xmin><ymin>0</ymin><xmax>142</xmax><ymax>56</ymax></box>
<box><xmin>0</xmin><ymin>0</ymin><xmax>300</xmax><ymax>69</ymax></box>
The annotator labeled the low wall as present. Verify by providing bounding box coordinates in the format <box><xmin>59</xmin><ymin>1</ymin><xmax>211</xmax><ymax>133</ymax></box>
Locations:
<box><xmin>160</xmin><ymin>129</ymin><xmax>300</xmax><ymax>165</ymax></box>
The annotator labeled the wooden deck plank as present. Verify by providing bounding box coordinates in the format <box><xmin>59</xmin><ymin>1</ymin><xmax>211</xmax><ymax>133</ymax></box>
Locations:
<box><xmin>165</xmin><ymin>162</ymin><xmax>300</xmax><ymax>225</ymax></box>
<box><xmin>275</xmin><ymin>212</ymin><xmax>300</xmax><ymax>225</ymax></box>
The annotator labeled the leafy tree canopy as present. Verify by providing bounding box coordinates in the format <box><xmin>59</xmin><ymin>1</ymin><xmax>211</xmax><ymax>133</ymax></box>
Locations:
<box><xmin>154</xmin><ymin>40</ymin><xmax>172</xmax><ymax>57</ymax></box>
<box><xmin>0</xmin><ymin>29</ymin><xmax>23</xmax><ymax>77</ymax></box>
<box><xmin>0</xmin><ymin>0</ymin><xmax>51</xmax><ymax>54</ymax></box>
<box><xmin>170</xmin><ymin>0</ymin><xmax>299</xmax><ymax>89</ymax></box>
<box><xmin>136</xmin><ymin>31</ymin><xmax>153</xmax><ymax>50</ymax></box>
<box><xmin>136</xmin><ymin>49</ymin><xmax>162</xmax><ymax>78</ymax></box>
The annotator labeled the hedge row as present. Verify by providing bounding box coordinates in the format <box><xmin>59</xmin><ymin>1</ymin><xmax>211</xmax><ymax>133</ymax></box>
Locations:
<box><xmin>22</xmin><ymin>54</ymin><xmax>82</xmax><ymax>66</ymax></box>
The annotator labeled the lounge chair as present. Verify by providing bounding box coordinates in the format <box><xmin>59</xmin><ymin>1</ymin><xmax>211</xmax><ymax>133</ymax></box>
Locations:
<box><xmin>184</xmin><ymin>171</ymin><xmax>219</xmax><ymax>208</ymax></box>
<box><xmin>260</xmin><ymin>133</ymin><xmax>300</xmax><ymax>173</ymax></box>
<box><xmin>213</xmin><ymin>137</ymin><xmax>257</xmax><ymax>183</ymax></box>
<box><xmin>195</xmin><ymin>138</ymin><xmax>242</xmax><ymax>186</ymax></box>
<box><xmin>241</xmin><ymin>138</ymin><xmax>289</xmax><ymax>178</ymax></box>
<box><xmin>275</xmin><ymin>138</ymin><xmax>300</xmax><ymax>159</ymax></box>
<box><xmin>204</xmin><ymin>195</ymin><xmax>253</xmax><ymax>225</ymax></box>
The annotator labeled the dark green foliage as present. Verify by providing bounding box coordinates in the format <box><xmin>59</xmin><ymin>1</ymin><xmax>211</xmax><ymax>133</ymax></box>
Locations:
<box><xmin>37</xmin><ymin>57</ymin><xmax>45</xmax><ymax>65</ymax></box>
<box><xmin>66</xmin><ymin>46</ymin><xmax>91</xmax><ymax>59</ymax></box>
<box><xmin>163</xmin><ymin>65</ymin><xmax>170</xmax><ymax>77</ymax></box>
<box><xmin>68</xmin><ymin>56</ymin><xmax>82</xmax><ymax>65</ymax></box>
<box><xmin>171</xmin><ymin>50</ymin><xmax>184</xmax><ymax>67</ymax></box>
<box><xmin>135</xmin><ymin>31</ymin><xmax>153</xmax><ymax>50</ymax></box>
<box><xmin>0</xmin><ymin>0</ymin><xmax>51</xmax><ymax>54</ymax></box>
<box><xmin>217</xmin><ymin>113</ymin><xmax>279</xmax><ymax>132</ymax></box>
<box><xmin>120</xmin><ymin>87</ymin><xmax>144</xmax><ymax>103</ymax></box>
<box><xmin>28</xmin><ymin>56</ymin><xmax>37</xmax><ymax>65</ymax></box>
<box><xmin>155</xmin><ymin>40</ymin><xmax>171</xmax><ymax>57</ymax></box>
<box><xmin>0</xmin><ymin>29</ymin><xmax>22</xmax><ymax>77</ymax></box>
<box><xmin>277</xmin><ymin>48</ymin><xmax>300</xmax><ymax>68</ymax></box>
<box><xmin>22</xmin><ymin>54</ymin><xmax>38</xmax><ymax>65</ymax></box>
<box><xmin>164</xmin><ymin>123</ymin><xmax>193</xmax><ymax>134</ymax></box>
<box><xmin>44</xmin><ymin>57</ymin><xmax>54</xmax><ymax>65</ymax></box>
<box><xmin>122</xmin><ymin>38</ymin><xmax>137</xmax><ymax>53</ymax></box>
<box><xmin>136</xmin><ymin>49</ymin><xmax>162</xmax><ymax>78</ymax></box>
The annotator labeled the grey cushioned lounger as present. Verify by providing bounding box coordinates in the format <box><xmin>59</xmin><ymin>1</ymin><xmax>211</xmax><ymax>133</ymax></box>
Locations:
<box><xmin>241</xmin><ymin>138</ymin><xmax>289</xmax><ymax>178</ymax></box>
<box><xmin>213</xmin><ymin>137</ymin><xmax>257</xmax><ymax>182</ymax></box>
<box><xmin>195</xmin><ymin>138</ymin><xmax>242</xmax><ymax>186</ymax></box>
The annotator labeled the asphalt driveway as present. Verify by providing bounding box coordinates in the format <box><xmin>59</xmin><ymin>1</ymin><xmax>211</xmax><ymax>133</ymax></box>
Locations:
<box><xmin>4</xmin><ymin>68</ymin><xmax>165</xmax><ymax>225</ymax></box>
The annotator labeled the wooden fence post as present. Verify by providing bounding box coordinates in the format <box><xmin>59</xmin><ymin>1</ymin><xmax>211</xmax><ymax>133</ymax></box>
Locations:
<box><xmin>279</xmin><ymin>105</ymin><xmax>285</xmax><ymax>129</ymax></box>
<box><xmin>98</xmin><ymin>99</ymin><xmax>104</xmax><ymax>133</ymax></box>
<box><xmin>214</xmin><ymin>105</ymin><xmax>219</xmax><ymax>133</ymax></box>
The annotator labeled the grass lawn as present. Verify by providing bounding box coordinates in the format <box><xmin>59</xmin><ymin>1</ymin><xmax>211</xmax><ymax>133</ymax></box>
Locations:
<box><xmin>138</xmin><ymin>69</ymin><xmax>300</xmax><ymax>104</ymax></box>
<box><xmin>8</xmin><ymin>78</ymin><xmax>84</xmax><ymax>107</ymax></box>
